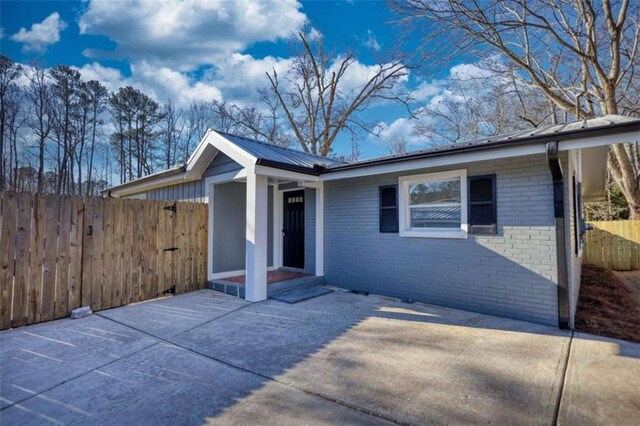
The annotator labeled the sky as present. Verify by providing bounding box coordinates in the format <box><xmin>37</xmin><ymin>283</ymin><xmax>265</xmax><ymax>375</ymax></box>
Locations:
<box><xmin>0</xmin><ymin>0</ymin><xmax>476</xmax><ymax>159</ymax></box>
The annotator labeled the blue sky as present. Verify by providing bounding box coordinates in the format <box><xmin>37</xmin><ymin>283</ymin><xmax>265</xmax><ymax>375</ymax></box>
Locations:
<box><xmin>1</xmin><ymin>0</ymin><xmax>471</xmax><ymax>159</ymax></box>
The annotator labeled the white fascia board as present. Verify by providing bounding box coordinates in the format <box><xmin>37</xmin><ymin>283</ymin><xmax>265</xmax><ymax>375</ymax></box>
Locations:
<box><xmin>254</xmin><ymin>165</ymin><xmax>319</xmax><ymax>182</ymax></box>
<box><xmin>321</xmin><ymin>144</ymin><xmax>544</xmax><ymax>181</ymax></box>
<box><xmin>185</xmin><ymin>130</ymin><xmax>213</xmax><ymax>171</ymax></box>
<box><xmin>558</xmin><ymin>130</ymin><xmax>640</xmax><ymax>150</ymax></box>
<box><xmin>208</xmin><ymin>130</ymin><xmax>257</xmax><ymax>169</ymax></box>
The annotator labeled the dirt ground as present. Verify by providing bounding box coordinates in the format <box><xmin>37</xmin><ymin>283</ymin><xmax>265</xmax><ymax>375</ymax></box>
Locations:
<box><xmin>575</xmin><ymin>265</ymin><xmax>640</xmax><ymax>343</ymax></box>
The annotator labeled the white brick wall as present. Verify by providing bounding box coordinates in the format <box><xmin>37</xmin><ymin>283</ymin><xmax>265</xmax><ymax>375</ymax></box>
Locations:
<box><xmin>324</xmin><ymin>154</ymin><xmax>560</xmax><ymax>326</ymax></box>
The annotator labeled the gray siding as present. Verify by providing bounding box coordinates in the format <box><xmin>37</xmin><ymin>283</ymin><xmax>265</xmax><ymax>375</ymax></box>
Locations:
<box><xmin>127</xmin><ymin>153</ymin><xmax>241</xmax><ymax>202</ymax></box>
<box><xmin>143</xmin><ymin>180</ymin><xmax>206</xmax><ymax>203</ymax></box>
<box><xmin>324</xmin><ymin>154</ymin><xmax>559</xmax><ymax>326</ymax></box>
<box><xmin>304</xmin><ymin>188</ymin><xmax>316</xmax><ymax>274</ymax></box>
<box><xmin>213</xmin><ymin>182</ymin><xmax>246</xmax><ymax>273</ymax></box>
<box><xmin>212</xmin><ymin>182</ymin><xmax>273</xmax><ymax>274</ymax></box>
<box><xmin>203</xmin><ymin>153</ymin><xmax>242</xmax><ymax>177</ymax></box>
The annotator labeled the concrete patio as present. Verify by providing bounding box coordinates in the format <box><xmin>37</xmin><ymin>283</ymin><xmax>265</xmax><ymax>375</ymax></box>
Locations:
<box><xmin>1</xmin><ymin>289</ymin><xmax>638</xmax><ymax>425</ymax></box>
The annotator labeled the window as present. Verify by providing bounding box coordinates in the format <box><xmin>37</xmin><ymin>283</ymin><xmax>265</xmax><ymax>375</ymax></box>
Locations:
<box><xmin>398</xmin><ymin>170</ymin><xmax>467</xmax><ymax>238</ymax></box>
<box><xmin>468</xmin><ymin>175</ymin><xmax>497</xmax><ymax>234</ymax></box>
<box><xmin>379</xmin><ymin>185</ymin><xmax>398</xmax><ymax>233</ymax></box>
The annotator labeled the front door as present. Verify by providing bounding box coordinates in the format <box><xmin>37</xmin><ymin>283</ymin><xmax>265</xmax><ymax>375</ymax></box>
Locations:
<box><xmin>283</xmin><ymin>190</ymin><xmax>305</xmax><ymax>269</ymax></box>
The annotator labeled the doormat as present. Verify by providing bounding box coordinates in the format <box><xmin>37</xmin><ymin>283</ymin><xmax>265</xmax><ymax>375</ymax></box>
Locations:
<box><xmin>270</xmin><ymin>286</ymin><xmax>333</xmax><ymax>304</ymax></box>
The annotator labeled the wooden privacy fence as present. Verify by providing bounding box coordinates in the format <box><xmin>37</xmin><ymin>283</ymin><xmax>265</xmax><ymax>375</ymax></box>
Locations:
<box><xmin>0</xmin><ymin>191</ymin><xmax>208</xmax><ymax>330</ymax></box>
<box><xmin>583</xmin><ymin>220</ymin><xmax>640</xmax><ymax>271</ymax></box>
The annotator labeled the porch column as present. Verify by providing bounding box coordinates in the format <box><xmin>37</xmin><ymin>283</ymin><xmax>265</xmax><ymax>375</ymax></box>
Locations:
<box><xmin>245</xmin><ymin>172</ymin><xmax>268</xmax><ymax>302</ymax></box>
<box><xmin>315</xmin><ymin>181</ymin><xmax>324</xmax><ymax>276</ymax></box>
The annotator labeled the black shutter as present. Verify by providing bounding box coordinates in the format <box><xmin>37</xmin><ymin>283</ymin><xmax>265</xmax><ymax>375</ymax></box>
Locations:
<box><xmin>380</xmin><ymin>185</ymin><xmax>398</xmax><ymax>233</ymax></box>
<box><xmin>468</xmin><ymin>175</ymin><xmax>497</xmax><ymax>234</ymax></box>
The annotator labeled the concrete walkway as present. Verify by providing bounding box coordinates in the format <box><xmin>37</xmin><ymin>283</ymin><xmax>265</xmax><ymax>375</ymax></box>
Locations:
<box><xmin>1</xmin><ymin>289</ymin><xmax>638</xmax><ymax>425</ymax></box>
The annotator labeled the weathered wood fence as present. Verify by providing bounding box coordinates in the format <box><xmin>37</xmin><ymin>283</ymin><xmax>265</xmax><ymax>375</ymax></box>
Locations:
<box><xmin>583</xmin><ymin>220</ymin><xmax>640</xmax><ymax>271</ymax></box>
<box><xmin>0</xmin><ymin>191</ymin><xmax>208</xmax><ymax>330</ymax></box>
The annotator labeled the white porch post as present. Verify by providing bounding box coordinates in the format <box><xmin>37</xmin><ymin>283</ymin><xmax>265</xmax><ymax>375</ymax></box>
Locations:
<box><xmin>315</xmin><ymin>181</ymin><xmax>324</xmax><ymax>276</ymax></box>
<box><xmin>245</xmin><ymin>171</ymin><xmax>268</xmax><ymax>302</ymax></box>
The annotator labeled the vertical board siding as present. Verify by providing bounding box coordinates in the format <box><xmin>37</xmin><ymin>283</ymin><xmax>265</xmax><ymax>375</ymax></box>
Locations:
<box><xmin>583</xmin><ymin>220</ymin><xmax>640</xmax><ymax>270</ymax></box>
<box><xmin>0</xmin><ymin>191</ymin><xmax>208</xmax><ymax>330</ymax></box>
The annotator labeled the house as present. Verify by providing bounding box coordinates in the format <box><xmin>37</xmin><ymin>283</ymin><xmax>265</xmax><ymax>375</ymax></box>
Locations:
<box><xmin>104</xmin><ymin>115</ymin><xmax>640</xmax><ymax>328</ymax></box>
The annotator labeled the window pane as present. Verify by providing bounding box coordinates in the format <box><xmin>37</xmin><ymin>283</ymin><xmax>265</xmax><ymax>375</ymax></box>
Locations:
<box><xmin>469</xmin><ymin>204</ymin><xmax>494</xmax><ymax>225</ymax></box>
<box><xmin>410</xmin><ymin>205</ymin><xmax>461</xmax><ymax>228</ymax></box>
<box><xmin>470</xmin><ymin>177</ymin><xmax>493</xmax><ymax>202</ymax></box>
<box><xmin>380</xmin><ymin>186</ymin><xmax>397</xmax><ymax>207</ymax></box>
<box><xmin>380</xmin><ymin>209</ymin><xmax>398</xmax><ymax>232</ymax></box>
<box><xmin>409</xmin><ymin>180</ymin><xmax>460</xmax><ymax>205</ymax></box>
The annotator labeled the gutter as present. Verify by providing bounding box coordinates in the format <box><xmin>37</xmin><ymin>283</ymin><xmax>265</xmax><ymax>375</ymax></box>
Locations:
<box><xmin>255</xmin><ymin>158</ymin><xmax>326</xmax><ymax>176</ymax></box>
<box><xmin>546</xmin><ymin>141</ymin><xmax>570</xmax><ymax>329</ymax></box>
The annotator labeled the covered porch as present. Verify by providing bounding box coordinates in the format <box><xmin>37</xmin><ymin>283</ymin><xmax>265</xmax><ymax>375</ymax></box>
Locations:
<box><xmin>202</xmin><ymin>132</ymin><xmax>327</xmax><ymax>302</ymax></box>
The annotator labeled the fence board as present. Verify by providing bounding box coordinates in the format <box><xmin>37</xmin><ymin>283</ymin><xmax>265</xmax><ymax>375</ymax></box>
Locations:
<box><xmin>102</xmin><ymin>199</ymin><xmax>114</xmax><ymax>309</ymax></box>
<box><xmin>12</xmin><ymin>193</ymin><xmax>33</xmax><ymax>327</ymax></box>
<box><xmin>111</xmin><ymin>198</ymin><xmax>124</xmax><ymax>306</ymax></box>
<box><xmin>1</xmin><ymin>192</ymin><xmax>17</xmax><ymax>329</ymax></box>
<box><xmin>55</xmin><ymin>195</ymin><xmax>71</xmax><ymax>319</ymax></box>
<box><xmin>68</xmin><ymin>197</ymin><xmax>83</xmax><ymax>311</ymax></box>
<box><xmin>27</xmin><ymin>194</ymin><xmax>45</xmax><ymax>324</ymax></box>
<box><xmin>90</xmin><ymin>197</ymin><xmax>105</xmax><ymax>310</ymax></box>
<box><xmin>81</xmin><ymin>198</ymin><xmax>93</xmax><ymax>307</ymax></box>
<box><xmin>583</xmin><ymin>220</ymin><xmax>640</xmax><ymax>271</ymax></box>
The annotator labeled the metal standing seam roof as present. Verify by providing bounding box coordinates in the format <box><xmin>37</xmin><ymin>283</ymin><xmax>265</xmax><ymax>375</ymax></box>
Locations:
<box><xmin>216</xmin><ymin>132</ymin><xmax>346</xmax><ymax>170</ymax></box>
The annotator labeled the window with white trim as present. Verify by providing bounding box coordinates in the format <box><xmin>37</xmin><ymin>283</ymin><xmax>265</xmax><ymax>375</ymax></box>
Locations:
<box><xmin>399</xmin><ymin>169</ymin><xmax>468</xmax><ymax>238</ymax></box>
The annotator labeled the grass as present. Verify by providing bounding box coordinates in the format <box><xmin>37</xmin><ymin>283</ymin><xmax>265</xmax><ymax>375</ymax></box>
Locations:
<box><xmin>575</xmin><ymin>265</ymin><xmax>640</xmax><ymax>343</ymax></box>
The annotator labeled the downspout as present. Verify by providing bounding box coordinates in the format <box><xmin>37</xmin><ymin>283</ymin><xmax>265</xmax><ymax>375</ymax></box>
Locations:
<box><xmin>546</xmin><ymin>141</ymin><xmax>570</xmax><ymax>329</ymax></box>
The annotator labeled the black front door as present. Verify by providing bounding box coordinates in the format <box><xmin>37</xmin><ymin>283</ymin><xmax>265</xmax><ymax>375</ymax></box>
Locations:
<box><xmin>283</xmin><ymin>190</ymin><xmax>304</xmax><ymax>268</ymax></box>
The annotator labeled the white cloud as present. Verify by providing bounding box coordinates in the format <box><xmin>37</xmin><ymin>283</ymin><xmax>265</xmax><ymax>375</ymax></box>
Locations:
<box><xmin>362</xmin><ymin>30</ymin><xmax>381</xmax><ymax>51</ymax></box>
<box><xmin>411</xmin><ymin>80</ymin><xmax>444</xmax><ymax>102</ymax></box>
<box><xmin>373</xmin><ymin>117</ymin><xmax>424</xmax><ymax>149</ymax></box>
<box><xmin>78</xmin><ymin>0</ymin><xmax>308</xmax><ymax>71</ymax></box>
<box><xmin>74</xmin><ymin>62</ymin><xmax>224</xmax><ymax>108</ymax></box>
<box><xmin>11</xmin><ymin>12</ymin><xmax>67</xmax><ymax>53</ymax></box>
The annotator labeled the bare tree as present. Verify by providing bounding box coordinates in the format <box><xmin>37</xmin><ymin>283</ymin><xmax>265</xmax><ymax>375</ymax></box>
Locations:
<box><xmin>23</xmin><ymin>64</ymin><xmax>54</xmax><ymax>192</ymax></box>
<box><xmin>85</xmin><ymin>80</ymin><xmax>108</xmax><ymax>196</ymax></box>
<box><xmin>266</xmin><ymin>32</ymin><xmax>412</xmax><ymax>156</ymax></box>
<box><xmin>161</xmin><ymin>100</ymin><xmax>185</xmax><ymax>168</ymax></box>
<box><xmin>215</xmin><ymin>93</ymin><xmax>292</xmax><ymax>147</ymax></box>
<box><xmin>414</xmin><ymin>62</ymin><xmax>555</xmax><ymax>145</ymax></box>
<box><xmin>385</xmin><ymin>136</ymin><xmax>408</xmax><ymax>155</ymax></box>
<box><xmin>0</xmin><ymin>56</ymin><xmax>22</xmax><ymax>190</ymax></box>
<box><xmin>390</xmin><ymin>0</ymin><xmax>640</xmax><ymax>217</ymax></box>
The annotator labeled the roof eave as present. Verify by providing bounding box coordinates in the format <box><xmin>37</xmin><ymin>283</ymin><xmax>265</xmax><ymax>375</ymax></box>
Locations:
<box><xmin>324</xmin><ymin>120</ymin><xmax>640</xmax><ymax>173</ymax></box>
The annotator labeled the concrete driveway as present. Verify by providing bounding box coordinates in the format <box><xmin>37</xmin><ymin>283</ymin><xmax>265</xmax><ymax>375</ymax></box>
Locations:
<box><xmin>1</xmin><ymin>289</ymin><xmax>638</xmax><ymax>425</ymax></box>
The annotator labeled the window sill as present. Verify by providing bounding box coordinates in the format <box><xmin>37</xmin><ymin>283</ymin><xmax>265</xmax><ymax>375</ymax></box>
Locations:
<box><xmin>399</xmin><ymin>229</ymin><xmax>467</xmax><ymax>239</ymax></box>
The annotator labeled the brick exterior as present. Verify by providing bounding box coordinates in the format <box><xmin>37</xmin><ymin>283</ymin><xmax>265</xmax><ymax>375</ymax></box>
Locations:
<box><xmin>324</xmin><ymin>154</ymin><xmax>560</xmax><ymax>326</ymax></box>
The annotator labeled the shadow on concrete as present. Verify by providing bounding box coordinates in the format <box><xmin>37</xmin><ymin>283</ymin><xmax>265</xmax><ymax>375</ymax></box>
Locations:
<box><xmin>0</xmin><ymin>289</ymin><xmax>611</xmax><ymax>425</ymax></box>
